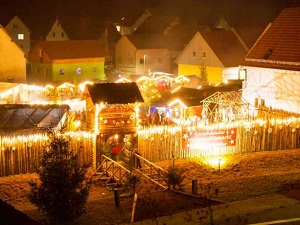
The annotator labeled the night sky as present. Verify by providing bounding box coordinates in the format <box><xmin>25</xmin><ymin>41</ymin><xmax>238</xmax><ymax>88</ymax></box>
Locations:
<box><xmin>1</xmin><ymin>0</ymin><xmax>300</xmax><ymax>33</ymax></box>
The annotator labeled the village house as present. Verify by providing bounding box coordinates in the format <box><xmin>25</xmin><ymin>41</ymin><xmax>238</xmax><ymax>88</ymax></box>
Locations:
<box><xmin>175</xmin><ymin>24</ymin><xmax>248</xmax><ymax>84</ymax></box>
<box><xmin>4</xmin><ymin>15</ymin><xmax>31</xmax><ymax>56</ymax></box>
<box><xmin>242</xmin><ymin>7</ymin><xmax>300</xmax><ymax>113</ymax></box>
<box><xmin>0</xmin><ymin>25</ymin><xmax>26</xmax><ymax>83</ymax></box>
<box><xmin>115</xmin><ymin>34</ymin><xmax>180</xmax><ymax>75</ymax></box>
<box><xmin>27</xmin><ymin>40</ymin><xmax>107</xmax><ymax>84</ymax></box>
<box><xmin>46</xmin><ymin>18</ymin><xmax>69</xmax><ymax>41</ymax></box>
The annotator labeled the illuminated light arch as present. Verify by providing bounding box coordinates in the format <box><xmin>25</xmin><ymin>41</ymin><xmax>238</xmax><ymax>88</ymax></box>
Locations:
<box><xmin>201</xmin><ymin>90</ymin><xmax>251</xmax><ymax>123</ymax></box>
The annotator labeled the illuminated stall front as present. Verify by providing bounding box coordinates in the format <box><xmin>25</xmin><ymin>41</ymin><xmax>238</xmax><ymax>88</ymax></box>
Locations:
<box><xmin>82</xmin><ymin>82</ymin><xmax>144</xmax><ymax>167</ymax></box>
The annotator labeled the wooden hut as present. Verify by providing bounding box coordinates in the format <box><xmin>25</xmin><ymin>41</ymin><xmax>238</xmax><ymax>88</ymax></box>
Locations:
<box><xmin>0</xmin><ymin>104</ymin><xmax>70</xmax><ymax>176</ymax></box>
<box><xmin>82</xmin><ymin>82</ymin><xmax>144</xmax><ymax>166</ymax></box>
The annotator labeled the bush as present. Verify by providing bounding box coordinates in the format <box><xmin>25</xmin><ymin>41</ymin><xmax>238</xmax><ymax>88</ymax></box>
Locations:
<box><xmin>165</xmin><ymin>166</ymin><xmax>185</xmax><ymax>190</ymax></box>
<box><xmin>28</xmin><ymin>135</ymin><xmax>91</xmax><ymax>224</ymax></box>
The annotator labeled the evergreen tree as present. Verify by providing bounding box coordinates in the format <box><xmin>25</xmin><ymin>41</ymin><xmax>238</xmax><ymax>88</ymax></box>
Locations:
<box><xmin>199</xmin><ymin>64</ymin><xmax>208</xmax><ymax>83</ymax></box>
<box><xmin>28</xmin><ymin>135</ymin><xmax>91</xmax><ymax>224</ymax></box>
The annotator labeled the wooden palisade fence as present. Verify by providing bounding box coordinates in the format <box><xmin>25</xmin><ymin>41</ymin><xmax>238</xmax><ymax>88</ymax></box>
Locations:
<box><xmin>0</xmin><ymin>132</ymin><xmax>94</xmax><ymax>177</ymax></box>
<box><xmin>137</xmin><ymin>111</ymin><xmax>300</xmax><ymax>162</ymax></box>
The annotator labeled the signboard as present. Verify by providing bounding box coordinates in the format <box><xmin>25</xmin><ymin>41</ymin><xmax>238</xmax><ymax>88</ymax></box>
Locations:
<box><xmin>182</xmin><ymin>128</ymin><xmax>237</xmax><ymax>149</ymax></box>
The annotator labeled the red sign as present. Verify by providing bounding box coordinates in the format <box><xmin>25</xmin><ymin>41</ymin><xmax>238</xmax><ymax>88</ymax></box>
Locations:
<box><xmin>182</xmin><ymin>128</ymin><xmax>237</xmax><ymax>149</ymax></box>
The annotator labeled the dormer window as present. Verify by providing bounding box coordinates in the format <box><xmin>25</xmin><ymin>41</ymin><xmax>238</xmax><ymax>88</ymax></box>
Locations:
<box><xmin>263</xmin><ymin>49</ymin><xmax>273</xmax><ymax>59</ymax></box>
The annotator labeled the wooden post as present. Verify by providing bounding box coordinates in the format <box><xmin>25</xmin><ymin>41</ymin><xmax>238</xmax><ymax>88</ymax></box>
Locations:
<box><xmin>192</xmin><ymin>179</ymin><xmax>198</xmax><ymax>195</ymax></box>
<box><xmin>131</xmin><ymin>193</ymin><xmax>138</xmax><ymax>223</ymax></box>
<box><xmin>114</xmin><ymin>188</ymin><xmax>120</xmax><ymax>207</ymax></box>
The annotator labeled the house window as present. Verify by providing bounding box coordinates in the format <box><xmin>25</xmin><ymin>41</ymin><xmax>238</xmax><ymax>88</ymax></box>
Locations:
<box><xmin>140</xmin><ymin>58</ymin><xmax>145</xmax><ymax>64</ymax></box>
<box><xmin>7</xmin><ymin>76</ymin><xmax>15</xmax><ymax>82</ymax></box>
<box><xmin>53</xmin><ymin>32</ymin><xmax>56</xmax><ymax>37</ymax></box>
<box><xmin>239</xmin><ymin>68</ymin><xmax>247</xmax><ymax>80</ymax></box>
<box><xmin>59</xmin><ymin>69</ymin><xmax>65</xmax><ymax>75</ymax></box>
<box><xmin>192</xmin><ymin>51</ymin><xmax>196</xmax><ymax>57</ymax></box>
<box><xmin>117</xmin><ymin>57</ymin><xmax>122</xmax><ymax>64</ymax></box>
<box><xmin>93</xmin><ymin>67</ymin><xmax>98</xmax><ymax>73</ymax></box>
<box><xmin>202</xmin><ymin>51</ymin><xmax>206</xmax><ymax>59</ymax></box>
<box><xmin>39</xmin><ymin>50</ymin><xmax>44</xmax><ymax>63</ymax></box>
<box><xmin>18</xmin><ymin>33</ymin><xmax>24</xmax><ymax>40</ymax></box>
<box><xmin>76</xmin><ymin>67</ymin><xmax>82</xmax><ymax>75</ymax></box>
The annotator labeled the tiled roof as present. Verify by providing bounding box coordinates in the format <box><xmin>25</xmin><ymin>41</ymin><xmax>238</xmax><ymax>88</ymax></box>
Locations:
<box><xmin>200</xmin><ymin>28</ymin><xmax>248</xmax><ymax>67</ymax></box>
<box><xmin>35</xmin><ymin>40</ymin><xmax>107</xmax><ymax>60</ymax></box>
<box><xmin>85</xmin><ymin>82</ymin><xmax>144</xmax><ymax>104</ymax></box>
<box><xmin>126</xmin><ymin>34</ymin><xmax>168</xmax><ymax>49</ymax></box>
<box><xmin>243</xmin><ymin>7</ymin><xmax>300</xmax><ymax>71</ymax></box>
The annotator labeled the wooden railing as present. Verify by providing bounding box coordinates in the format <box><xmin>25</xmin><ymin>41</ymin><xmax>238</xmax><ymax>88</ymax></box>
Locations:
<box><xmin>93</xmin><ymin>154</ymin><xmax>169</xmax><ymax>190</ymax></box>
<box><xmin>133</xmin><ymin>153</ymin><xmax>168</xmax><ymax>190</ymax></box>
<box><xmin>94</xmin><ymin>155</ymin><xmax>132</xmax><ymax>187</ymax></box>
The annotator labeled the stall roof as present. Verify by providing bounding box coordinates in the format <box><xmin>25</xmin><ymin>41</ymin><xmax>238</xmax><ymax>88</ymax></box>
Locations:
<box><xmin>84</xmin><ymin>82</ymin><xmax>144</xmax><ymax>105</ymax></box>
<box><xmin>0</xmin><ymin>104</ymin><xmax>69</xmax><ymax>135</ymax></box>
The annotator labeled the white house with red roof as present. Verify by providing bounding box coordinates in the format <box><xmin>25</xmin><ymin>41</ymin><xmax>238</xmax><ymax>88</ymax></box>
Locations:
<box><xmin>242</xmin><ymin>7</ymin><xmax>300</xmax><ymax>113</ymax></box>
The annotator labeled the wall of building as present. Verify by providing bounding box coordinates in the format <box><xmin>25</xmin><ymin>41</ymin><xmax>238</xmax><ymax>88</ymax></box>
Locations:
<box><xmin>177</xmin><ymin>64</ymin><xmax>222</xmax><ymax>83</ymax></box>
<box><xmin>52</xmin><ymin>60</ymin><xmax>106</xmax><ymax>82</ymax></box>
<box><xmin>115</xmin><ymin>37</ymin><xmax>136</xmax><ymax>70</ymax></box>
<box><xmin>136</xmin><ymin>49</ymin><xmax>171</xmax><ymax>75</ymax></box>
<box><xmin>0</xmin><ymin>28</ymin><xmax>26</xmax><ymax>83</ymax></box>
<box><xmin>242</xmin><ymin>66</ymin><xmax>300</xmax><ymax>113</ymax></box>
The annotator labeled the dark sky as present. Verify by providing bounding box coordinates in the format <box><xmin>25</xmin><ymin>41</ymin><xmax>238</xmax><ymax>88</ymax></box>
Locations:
<box><xmin>1</xmin><ymin>0</ymin><xmax>300</xmax><ymax>27</ymax></box>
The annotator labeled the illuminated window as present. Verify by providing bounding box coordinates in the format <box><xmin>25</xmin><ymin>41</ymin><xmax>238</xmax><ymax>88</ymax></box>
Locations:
<box><xmin>59</xmin><ymin>69</ymin><xmax>65</xmax><ymax>75</ymax></box>
<box><xmin>76</xmin><ymin>68</ymin><xmax>82</xmax><ymax>75</ymax></box>
<box><xmin>239</xmin><ymin>68</ymin><xmax>247</xmax><ymax>80</ymax></box>
<box><xmin>18</xmin><ymin>33</ymin><xmax>24</xmax><ymax>40</ymax></box>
